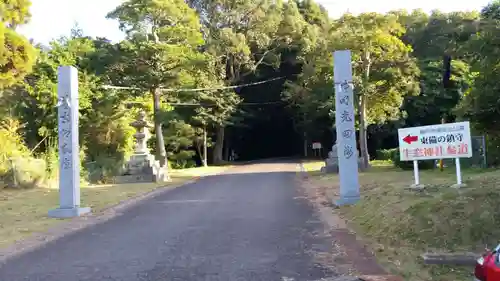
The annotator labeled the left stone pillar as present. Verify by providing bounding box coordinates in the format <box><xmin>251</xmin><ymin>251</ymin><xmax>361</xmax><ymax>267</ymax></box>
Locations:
<box><xmin>48</xmin><ymin>66</ymin><xmax>91</xmax><ymax>218</ymax></box>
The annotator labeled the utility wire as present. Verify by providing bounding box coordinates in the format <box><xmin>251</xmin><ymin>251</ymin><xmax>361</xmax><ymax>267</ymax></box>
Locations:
<box><xmin>102</xmin><ymin>76</ymin><xmax>285</xmax><ymax>92</ymax></box>
<box><xmin>169</xmin><ymin>101</ymin><xmax>284</xmax><ymax>106</ymax></box>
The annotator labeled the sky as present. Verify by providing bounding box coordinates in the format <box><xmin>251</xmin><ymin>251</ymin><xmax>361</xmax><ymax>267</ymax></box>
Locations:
<box><xmin>18</xmin><ymin>0</ymin><xmax>492</xmax><ymax>45</ymax></box>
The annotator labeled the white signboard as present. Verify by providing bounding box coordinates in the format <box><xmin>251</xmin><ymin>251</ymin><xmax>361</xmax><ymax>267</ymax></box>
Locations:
<box><xmin>398</xmin><ymin>121</ymin><xmax>472</xmax><ymax>161</ymax></box>
<box><xmin>312</xmin><ymin>142</ymin><xmax>322</xmax><ymax>149</ymax></box>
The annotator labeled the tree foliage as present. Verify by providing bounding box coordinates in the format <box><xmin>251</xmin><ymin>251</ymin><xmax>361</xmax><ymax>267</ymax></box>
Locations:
<box><xmin>107</xmin><ymin>0</ymin><xmax>206</xmax><ymax>168</ymax></box>
<box><xmin>3</xmin><ymin>0</ymin><xmax>500</xmax><ymax>186</ymax></box>
<box><xmin>0</xmin><ymin>0</ymin><xmax>36</xmax><ymax>89</ymax></box>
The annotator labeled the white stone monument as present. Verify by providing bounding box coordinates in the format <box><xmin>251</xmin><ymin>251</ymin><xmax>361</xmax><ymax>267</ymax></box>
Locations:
<box><xmin>114</xmin><ymin>111</ymin><xmax>168</xmax><ymax>183</ymax></box>
<box><xmin>323</xmin><ymin>141</ymin><xmax>366</xmax><ymax>173</ymax></box>
<box><xmin>48</xmin><ymin>66</ymin><xmax>91</xmax><ymax>218</ymax></box>
<box><xmin>323</xmin><ymin>142</ymin><xmax>339</xmax><ymax>173</ymax></box>
<box><xmin>333</xmin><ymin>50</ymin><xmax>360</xmax><ymax>206</ymax></box>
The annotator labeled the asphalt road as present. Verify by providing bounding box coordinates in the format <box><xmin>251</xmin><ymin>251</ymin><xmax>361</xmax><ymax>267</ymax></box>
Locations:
<box><xmin>0</xmin><ymin>161</ymin><xmax>339</xmax><ymax>281</ymax></box>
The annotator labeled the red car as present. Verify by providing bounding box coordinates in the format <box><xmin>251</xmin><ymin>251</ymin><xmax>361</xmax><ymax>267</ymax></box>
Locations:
<box><xmin>475</xmin><ymin>244</ymin><xmax>500</xmax><ymax>281</ymax></box>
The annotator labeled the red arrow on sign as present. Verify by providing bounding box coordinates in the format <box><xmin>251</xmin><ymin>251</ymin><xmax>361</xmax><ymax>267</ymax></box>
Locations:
<box><xmin>403</xmin><ymin>134</ymin><xmax>418</xmax><ymax>144</ymax></box>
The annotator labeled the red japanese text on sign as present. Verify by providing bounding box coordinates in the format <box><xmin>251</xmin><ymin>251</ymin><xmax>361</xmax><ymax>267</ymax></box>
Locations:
<box><xmin>458</xmin><ymin>143</ymin><xmax>468</xmax><ymax>155</ymax></box>
<box><xmin>447</xmin><ymin>145</ymin><xmax>457</xmax><ymax>155</ymax></box>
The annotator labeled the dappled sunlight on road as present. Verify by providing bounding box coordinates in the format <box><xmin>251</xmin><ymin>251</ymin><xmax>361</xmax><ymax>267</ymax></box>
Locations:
<box><xmin>223</xmin><ymin>161</ymin><xmax>300</xmax><ymax>174</ymax></box>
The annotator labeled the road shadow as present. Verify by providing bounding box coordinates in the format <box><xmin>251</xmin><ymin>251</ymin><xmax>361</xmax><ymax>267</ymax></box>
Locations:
<box><xmin>0</xmin><ymin>167</ymin><xmax>346</xmax><ymax>281</ymax></box>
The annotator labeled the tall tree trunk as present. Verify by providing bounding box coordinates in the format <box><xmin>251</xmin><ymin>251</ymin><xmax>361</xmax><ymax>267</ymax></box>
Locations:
<box><xmin>203</xmin><ymin>125</ymin><xmax>208</xmax><ymax>167</ymax></box>
<box><xmin>360</xmin><ymin>50</ymin><xmax>371</xmax><ymax>169</ymax></box>
<box><xmin>213</xmin><ymin>125</ymin><xmax>224</xmax><ymax>164</ymax></box>
<box><xmin>302</xmin><ymin>113</ymin><xmax>308</xmax><ymax>158</ymax></box>
<box><xmin>224</xmin><ymin>139</ymin><xmax>230</xmax><ymax>162</ymax></box>
<box><xmin>303</xmin><ymin>132</ymin><xmax>308</xmax><ymax>157</ymax></box>
<box><xmin>152</xmin><ymin>88</ymin><xmax>168</xmax><ymax>167</ymax></box>
<box><xmin>195</xmin><ymin>143</ymin><xmax>203</xmax><ymax>166</ymax></box>
<box><xmin>150</xmin><ymin>29</ymin><xmax>169</xmax><ymax>177</ymax></box>
<box><xmin>359</xmin><ymin>95</ymin><xmax>369</xmax><ymax>168</ymax></box>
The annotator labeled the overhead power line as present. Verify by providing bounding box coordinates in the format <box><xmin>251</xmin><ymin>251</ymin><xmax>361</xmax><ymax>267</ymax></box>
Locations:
<box><xmin>169</xmin><ymin>101</ymin><xmax>284</xmax><ymax>106</ymax></box>
<box><xmin>102</xmin><ymin>76</ymin><xmax>285</xmax><ymax>93</ymax></box>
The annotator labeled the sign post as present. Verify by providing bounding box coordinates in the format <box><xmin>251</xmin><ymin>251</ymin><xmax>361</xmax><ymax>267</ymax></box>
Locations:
<box><xmin>413</xmin><ymin>160</ymin><xmax>420</xmax><ymax>187</ymax></box>
<box><xmin>398</xmin><ymin>121</ymin><xmax>472</xmax><ymax>188</ymax></box>
<box><xmin>455</xmin><ymin>158</ymin><xmax>463</xmax><ymax>186</ymax></box>
<box><xmin>48</xmin><ymin>66</ymin><xmax>91</xmax><ymax>218</ymax></box>
<box><xmin>312</xmin><ymin>142</ymin><xmax>322</xmax><ymax>157</ymax></box>
<box><xmin>333</xmin><ymin>50</ymin><xmax>360</xmax><ymax>205</ymax></box>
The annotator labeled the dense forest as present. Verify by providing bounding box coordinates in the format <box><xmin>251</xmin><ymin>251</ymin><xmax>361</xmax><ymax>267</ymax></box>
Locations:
<box><xmin>2</xmin><ymin>0</ymin><xmax>500</xmax><ymax>185</ymax></box>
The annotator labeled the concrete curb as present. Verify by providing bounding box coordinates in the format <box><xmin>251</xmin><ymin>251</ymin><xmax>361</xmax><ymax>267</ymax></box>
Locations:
<box><xmin>0</xmin><ymin>168</ymin><xmax>231</xmax><ymax>265</ymax></box>
<box><xmin>421</xmin><ymin>252</ymin><xmax>479</xmax><ymax>265</ymax></box>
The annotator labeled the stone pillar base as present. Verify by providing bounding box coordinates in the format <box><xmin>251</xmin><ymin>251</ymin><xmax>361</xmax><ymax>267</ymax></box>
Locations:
<box><xmin>48</xmin><ymin>207</ymin><xmax>91</xmax><ymax>218</ymax></box>
<box><xmin>334</xmin><ymin>196</ymin><xmax>360</xmax><ymax>206</ymax></box>
<box><xmin>115</xmin><ymin>152</ymin><xmax>169</xmax><ymax>184</ymax></box>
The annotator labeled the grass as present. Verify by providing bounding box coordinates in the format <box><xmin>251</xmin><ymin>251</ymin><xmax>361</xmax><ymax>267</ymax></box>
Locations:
<box><xmin>0</xmin><ymin>165</ymin><xmax>228</xmax><ymax>249</ymax></box>
<box><xmin>302</xmin><ymin>159</ymin><xmax>326</xmax><ymax>172</ymax></box>
<box><xmin>304</xmin><ymin>159</ymin><xmax>500</xmax><ymax>281</ymax></box>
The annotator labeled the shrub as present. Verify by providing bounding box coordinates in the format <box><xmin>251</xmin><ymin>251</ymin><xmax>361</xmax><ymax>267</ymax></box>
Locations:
<box><xmin>40</xmin><ymin>137</ymin><xmax>59</xmax><ymax>181</ymax></box>
<box><xmin>376</xmin><ymin>148</ymin><xmax>398</xmax><ymax>160</ymax></box>
<box><xmin>392</xmin><ymin>149</ymin><xmax>435</xmax><ymax>170</ymax></box>
<box><xmin>485</xmin><ymin>134</ymin><xmax>500</xmax><ymax>167</ymax></box>
<box><xmin>169</xmin><ymin>150</ymin><xmax>196</xmax><ymax>169</ymax></box>
<box><xmin>84</xmin><ymin>156</ymin><xmax>125</xmax><ymax>184</ymax></box>
<box><xmin>4</xmin><ymin>157</ymin><xmax>46</xmax><ymax>188</ymax></box>
<box><xmin>81</xmin><ymin>102</ymin><xmax>136</xmax><ymax>180</ymax></box>
<box><xmin>0</xmin><ymin>118</ymin><xmax>48</xmax><ymax>188</ymax></box>
<box><xmin>0</xmin><ymin>118</ymin><xmax>31</xmax><ymax>175</ymax></box>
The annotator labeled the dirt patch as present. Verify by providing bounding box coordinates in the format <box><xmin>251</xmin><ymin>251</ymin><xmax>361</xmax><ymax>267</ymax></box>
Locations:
<box><xmin>298</xmin><ymin>172</ymin><xmax>401</xmax><ymax>280</ymax></box>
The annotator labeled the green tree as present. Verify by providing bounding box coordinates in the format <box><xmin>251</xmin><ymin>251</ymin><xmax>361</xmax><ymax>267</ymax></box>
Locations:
<box><xmin>295</xmin><ymin>0</ymin><xmax>330</xmax><ymax>26</ymax></box>
<box><xmin>186</xmin><ymin>0</ymin><xmax>283</xmax><ymax>163</ymax></box>
<box><xmin>455</xmin><ymin>16</ymin><xmax>500</xmax><ymax>134</ymax></box>
<box><xmin>333</xmin><ymin>12</ymin><xmax>419</xmax><ymax>167</ymax></box>
<box><xmin>107</xmin><ymin>0</ymin><xmax>205</xmax><ymax>169</ymax></box>
<box><xmin>400</xmin><ymin>10</ymin><xmax>479</xmax><ymax>59</ymax></box>
<box><xmin>3</xmin><ymin>35</ymin><xmax>95</xmax><ymax>150</ymax></box>
<box><xmin>481</xmin><ymin>0</ymin><xmax>500</xmax><ymax>20</ymax></box>
<box><xmin>282</xmin><ymin>0</ymin><xmax>336</xmax><ymax>156</ymax></box>
<box><xmin>0</xmin><ymin>0</ymin><xmax>37</xmax><ymax>88</ymax></box>
<box><xmin>163</xmin><ymin>119</ymin><xmax>197</xmax><ymax>168</ymax></box>
<box><xmin>391</xmin><ymin>10</ymin><xmax>476</xmax><ymax>127</ymax></box>
<box><xmin>0</xmin><ymin>28</ymin><xmax>137</xmax><ymax>183</ymax></box>
<box><xmin>174</xmin><ymin>57</ymin><xmax>241</xmax><ymax>166</ymax></box>
<box><xmin>453</xmin><ymin>13</ymin><xmax>500</xmax><ymax>165</ymax></box>
<box><xmin>403</xmin><ymin>59</ymin><xmax>470</xmax><ymax>126</ymax></box>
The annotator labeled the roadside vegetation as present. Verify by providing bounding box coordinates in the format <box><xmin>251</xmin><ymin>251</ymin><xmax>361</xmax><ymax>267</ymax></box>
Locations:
<box><xmin>303</xmin><ymin>159</ymin><xmax>498</xmax><ymax>281</ymax></box>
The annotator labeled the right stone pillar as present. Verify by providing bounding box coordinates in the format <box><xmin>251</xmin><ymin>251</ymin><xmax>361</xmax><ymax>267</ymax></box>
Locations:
<box><xmin>333</xmin><ymin>50</ymin><xmax>360</xmax><ymax>205</ymax></box>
